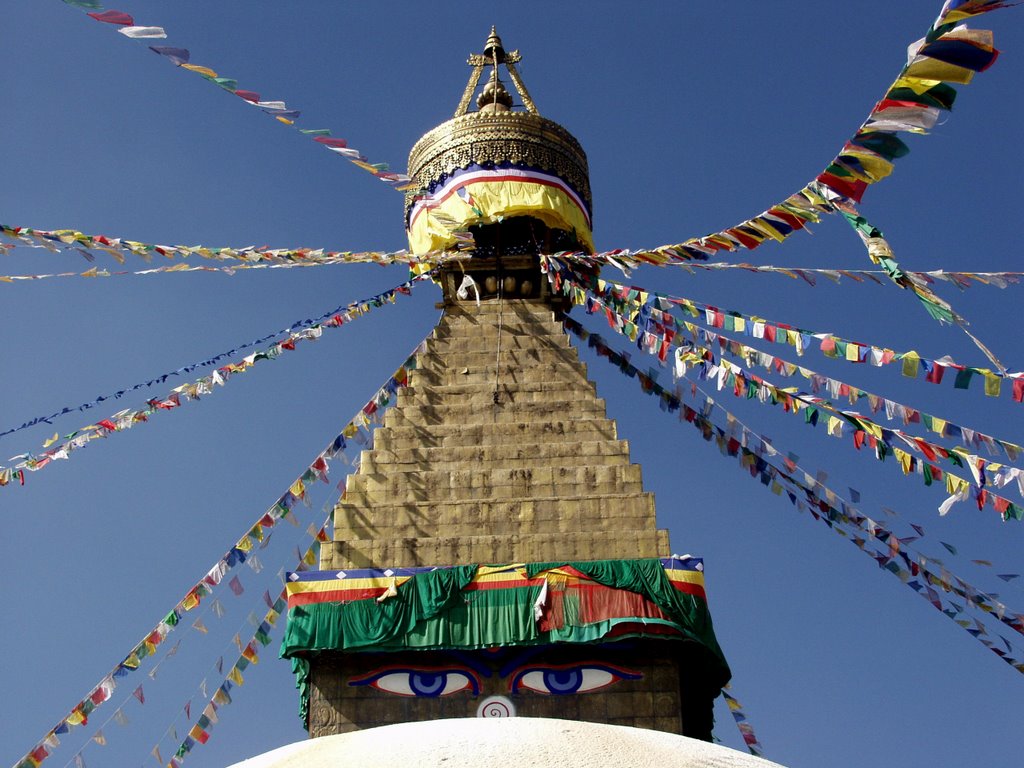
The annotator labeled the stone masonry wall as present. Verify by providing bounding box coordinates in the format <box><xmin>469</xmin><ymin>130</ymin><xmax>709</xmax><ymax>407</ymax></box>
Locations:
<box><xmin>321</xmin><ymin>298</ymin><xmax>670</xmax><ymax>568</ymax></box>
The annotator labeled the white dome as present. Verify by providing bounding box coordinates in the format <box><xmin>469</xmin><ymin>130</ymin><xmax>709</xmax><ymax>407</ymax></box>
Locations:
<box><xmin>226</xmin><ymin>718</ymin><xmax>786</xmax><ymax>768</ymax></box>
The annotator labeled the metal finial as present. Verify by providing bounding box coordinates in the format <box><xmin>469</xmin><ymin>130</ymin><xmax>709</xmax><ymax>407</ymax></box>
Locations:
<box><xmin>483</xmin><ymin>26</ymin><xmax>506</xmax><ymax>64</ymax></box>
<box><xmin>454</xmin><ymin>28</ymin><xmax>538</xmax><ymax>117</ymax></box>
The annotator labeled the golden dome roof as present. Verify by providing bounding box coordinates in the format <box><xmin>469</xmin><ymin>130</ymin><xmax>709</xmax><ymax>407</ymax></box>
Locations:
<box><xmin>405</xmin><ymin>29</ymin><xmax>593</xmax><ymax>255</ymax></box>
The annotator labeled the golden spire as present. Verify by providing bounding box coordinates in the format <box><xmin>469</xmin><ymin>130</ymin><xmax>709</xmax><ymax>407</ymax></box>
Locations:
<box><xmin>454</xmin><ymin>26</ymin><xmax>538</xmax><ymax>117</ymax></box>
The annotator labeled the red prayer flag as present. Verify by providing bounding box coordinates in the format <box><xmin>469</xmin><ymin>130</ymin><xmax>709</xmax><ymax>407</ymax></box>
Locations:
<box><xmin>314</xmin><ymin>136</ymin><xmax>349</xmax><ymax>148</ymax></box>
<box><xmin>87</xmin><ymin>10</ymin><xmax>134</xmax><ymax>25</ymax></box>
<box><xmin>817</xmin><ymin>172</ymin><xmax>868</xmax><ymax>202</ymax></box>
<box><xmin>235</xmin><ymin>90</ymin><xmax>261</xmax><ymax>103</ymax></box>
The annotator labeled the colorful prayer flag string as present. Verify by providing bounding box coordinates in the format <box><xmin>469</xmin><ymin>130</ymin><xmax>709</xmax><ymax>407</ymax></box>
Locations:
<box><xmin>561</xmin><ymin>316</ymin><xmax>1024</xmax><ymax>675</ymax></box>
<box><xmin>0</xmin><ymin>224</ymin><xmax>433</xmax><ymax>267</ymax></box>
<box><xmin>10</xmin><ymin>340</ymin><xmax>427</xmax><ymax>768</ymax></box>
<box><xmin>59</xmin><ymin>2</ymin><xmax>414</xmax><ymax>191</ymax></box>
<box><xmin>157</xmin><ymin>582</ymin><xmax>293</xmax><ymax>768</ymax></box>
<box><xmin>8</xmin><ymin>223</ymin><xmax>1024</xmax><ymax>295</ymax></box>
<box><xmin>721</xmin><ymin>688</ymin><xmax>765</xmax><ymax>758</ymax></box>
<box><xmin>841</xmin><ymin>207</ymin><xmax>1009</xmax><ymax>371</ymax></box>
<box><xmin>0</xmin><ymin>271</ymin><xmax>435</xmax><ymax>484</ymax></box>
<box><xmin>0</xmin><ymin>271</ymin><xmax>435</xmax><ymax>442</ymax></box>
<box><xmin>0</xmin><ymin>260</ymin><xmax>336</xmax><ymax>282</ymax></box>
<box><xmin>562</xmin><ymin>274</ymin><xmax>1024</xmax><ymax>520</ymax></box>
<box><xmin>543</xmin><ymin>256</ymin><xmax>1024</xmax><ymax>403</ymax></box>
<box><xmin>555</xmin><ymin>0</ymin><xmax>1008</xmax><ymax>264</ymax></box>
<box><xmin>580</xmin><ymin>273</ymin><xmax>1024</xmax><ymax>462</ymax></box>
<box><xmin>574</xmin><ymin>273</ymin><xmax>1024</xmax><ymax>481</ymax></box>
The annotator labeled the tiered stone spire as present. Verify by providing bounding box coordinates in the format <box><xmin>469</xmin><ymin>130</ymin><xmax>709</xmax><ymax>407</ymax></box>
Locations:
<box><xmin>320</xmin><ymin>299</ymin><xmax>669</xmax><ymax>570</ymax></box>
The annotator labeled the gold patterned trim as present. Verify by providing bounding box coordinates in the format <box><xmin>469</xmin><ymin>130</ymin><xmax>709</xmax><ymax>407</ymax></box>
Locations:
<box><xmin>407</xmin><ymin>112</ymin><xmax>591</xmax><ymax>212</ymax></box>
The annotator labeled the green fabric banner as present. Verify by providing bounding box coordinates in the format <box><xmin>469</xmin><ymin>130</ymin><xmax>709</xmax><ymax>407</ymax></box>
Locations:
<box><xmin>281</xmin><ymin>559</ymin><xmax>730</xmax><ymax>725</ymax></box>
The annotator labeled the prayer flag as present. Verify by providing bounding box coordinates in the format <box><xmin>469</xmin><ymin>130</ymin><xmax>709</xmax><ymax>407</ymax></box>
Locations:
<box><xmin>117</xmin><ymin>26</ymin><xmax>167</xmax><ymax>39</ymax></box>
<box><xmin>87</xmin><ymin>10</ymin><xmax>134</xmax><ymax>25</ymax></box>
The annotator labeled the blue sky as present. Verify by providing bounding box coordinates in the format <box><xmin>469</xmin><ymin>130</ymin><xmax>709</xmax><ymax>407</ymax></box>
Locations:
<box><xmin>2</xmin><ymin>3</ymin><xmax>1022</xmax><ymax>767</ymax></box>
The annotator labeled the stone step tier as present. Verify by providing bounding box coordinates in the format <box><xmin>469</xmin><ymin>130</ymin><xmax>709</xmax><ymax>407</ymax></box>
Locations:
<box><xmin>326</xmin><ymin>297</ymin><xmax>669</xmax><ymax>568</ymax></box>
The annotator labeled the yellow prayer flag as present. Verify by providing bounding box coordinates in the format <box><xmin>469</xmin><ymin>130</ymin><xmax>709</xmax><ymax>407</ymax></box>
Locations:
<box><xmin>891</xmin><ymin>76</ymin><xmax>942</xmax><ymax>94</ymax></box>
<box><xmin>846</xmin><ymin>343</ymin><xmax>860</xmax><ymax>362</ymax></box>
<box><xmin>904</xmin><ymin>57</ymin><xmax>975</xmax><ymax>85</ymax></box>
<box><xmin>181</xmin><ymin>64</ymin><xmax>218</xmax><ymax>78</ymax></box>
<box><xmin>228</xmin><ymin>667</ymin><xmax>244</xmax><ymax>686</ymax></box>
<box><xmin>894</xmin><ymin>448</ymin><xmax>913</xmax><ymax>475</ymax></box>
<box><xmin>983</xmin><ymin>372</ymin><xmax>1002</xmax><ymax>397</ymax></box>
<box><xmin>901</xmin><ymin>351</ymin><xmax>920</xmax><ymax>378</ymax></box>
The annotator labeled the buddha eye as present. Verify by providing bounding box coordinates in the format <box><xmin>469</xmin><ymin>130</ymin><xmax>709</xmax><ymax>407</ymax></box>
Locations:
<box><xmin>349</xmin><ymin>667</ymin><xmax>480</xmax><ymax>698</ymax></box>
<box><xmin>510</xmin><ymin>663</ymin><xmax>641</xmax><ymax>695</ymax></box>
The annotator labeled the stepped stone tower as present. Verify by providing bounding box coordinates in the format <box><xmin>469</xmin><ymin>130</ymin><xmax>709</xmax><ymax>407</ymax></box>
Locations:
<box><xmin>281</xmin><ymin>29</ymin><xmax>729</xmax><ymax>742</ymax></box>
<box><xmin>319</xmin><ymin>298</ymin><xmax>669</xmax><ymax>569</ymax></box>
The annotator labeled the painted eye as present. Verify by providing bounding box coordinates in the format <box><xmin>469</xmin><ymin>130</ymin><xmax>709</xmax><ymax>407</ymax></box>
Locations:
<box><xmin>510</xmin><ymin>664</ymin><xmax>641</xmax><ymax>695</ymax></box>
<box><xmin>349</xmin><ymin>668</ymin><xmax>479</xmax><ymax>698</ymax></box>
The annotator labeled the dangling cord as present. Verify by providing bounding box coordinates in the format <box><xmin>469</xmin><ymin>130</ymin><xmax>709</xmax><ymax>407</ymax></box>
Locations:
<box><xmin>493</xmin><ymin>253</ymin><xmax>505</xmax><ymax>406</ymax></box>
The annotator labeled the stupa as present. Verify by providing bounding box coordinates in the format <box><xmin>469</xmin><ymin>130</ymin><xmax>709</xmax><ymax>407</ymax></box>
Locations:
<box><xmin>280</xmin><ymin>28</ymin><xmax>731</xmax><ymax>742</ymax></box>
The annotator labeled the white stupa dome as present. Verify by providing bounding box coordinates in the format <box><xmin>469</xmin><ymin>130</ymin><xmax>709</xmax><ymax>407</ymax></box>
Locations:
<box><xmin>226</xmin><ymin>718</ymin><xmax>786</xmax><ymax>768</ymax></box>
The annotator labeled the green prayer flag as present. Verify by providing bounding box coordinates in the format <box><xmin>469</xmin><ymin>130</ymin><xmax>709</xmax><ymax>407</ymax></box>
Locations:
<box><xmin>954</xmin><ymin>368</ymin><xmax>974</xmax><ymax>389</ymax></box>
